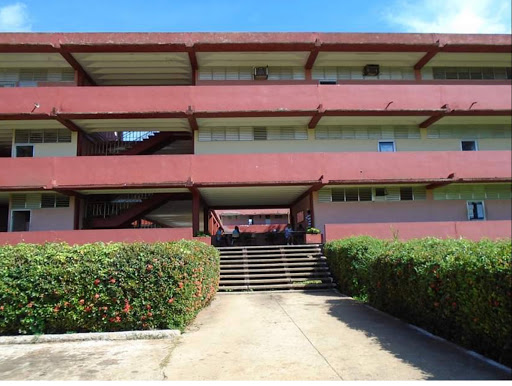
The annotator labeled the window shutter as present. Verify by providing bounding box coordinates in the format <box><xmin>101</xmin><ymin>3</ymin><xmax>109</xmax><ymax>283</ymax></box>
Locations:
<box><xmin>226</xmin><ymin>68</ymin><xmax>239</xmax><ymax>81</ymax></box>
<box><xmin>318</xmin><ymin>188</ymin><xmax>332</xmax><ymax>203</ymax></box>
<box><xmin>239</xmin><ymin>127</ymin><xmax>254</xmax><ymax>141</ymax></box>
<box><xmin>467</xmin><ymin>202</ymin><xmax>475</xmax><ymax>219</ymax></box>
<box><xmin>212</xmin><ymin>68</ymin><xmax>225</xmax><ymax>81</ymax></box>
<box><xmin>359</xmin><ymin>188</ymin><xmax>372</xmax><ymax>201</ymax></box>
<box><xmin>58</xmin><ymin>129</ymin><xmax>72</xmax><ymax>143</ymax></box>
<box><xmin>11</xmin><ymin>194</ymin><xmax>27</xmax><ymax>209</ymax></box>
<box><xmin>266</xmin><ymin>127</ymin><xmax>281</xmax><ymax>140</ymax></box>
<box><xmin>198</xmin><ymin>68</ymin><xmax>213</xmax><ymax>80</ymax></box>
<box><xmin>44</xmin><ymin>130</ymin><xmax>59</xmax><ymax>143</ymax></box>
<box><xmin>294</xmin><ymin>128</ymin><xmax>308</xmax><ymax>140</ymax></box>
<box><xmin>14</xmin><ymin>130</ymin><xmax>30</xmax><ymax>143</ymax></box>
<box><xmin>386</xmin><ymin>187</ymin><xmax>401</xmax><ymax>201</ymax></box>
<box><xmin>336</xmin><ymin>67</ymin><xmax>351</xmax><ymax>80</ymax></box>
<box><xmin>29</xmin><ymin>130</ymin><xmax>44</xmax><ymax>143</ymax></box>
<box><xmin>26</xmin><ymin>194</ymin><xmax>41</xmax><ymax>209</ymax></box>
<box><xmin>253</xmin><ymin>127</ymin><xmax>267</xmax><ymax>141</ymax></box>
<box><xmin>239</xmin><ymin>67</ymin><xmax>252</xmax><ymax>81</ymax></box>
<box><xmin>55</xmin><ymin>195</ymin><xmax>70</xmax><ymax>208</ymax></box>
<box><xmin>225</xmin><ymin>128</ymin><xmax>239</xmax><ymax>141</ymax></box>
<box><xmin>331</xmin><ymin>188</ymin><xmax>345</xmax><ymax>202</ymax></box>
<box><xmin>41</xmin><ymin>194</ymin><xmax>56</xmax><ymax>208</ymax></box>
<box><xmin>345</xmin><ymin>188</ymin><xmax>359</xmax><ymax>201</ymax></box>
<box><xmin>198</xmin><ymin>128</ymin><xmax>212</xmax><ymax>141</ymax></box>
<box><xmin>211</xmin><ymin>128</ymin><xmax>225</xmax><ymax>141</ymax></box>
<box><xmin>280</xmin><ymin>128</ymin><xmax>295</xmax><ymax>140</ymax></box>
<box><xmin>412</xmin><ymin>187</ymin><xmax>427</xmax><ymax>200</ymax></box>
<box><xmin>315</xmin><ymin>127</ymin><xmax>328</xmax><ymax>139</ymax></box>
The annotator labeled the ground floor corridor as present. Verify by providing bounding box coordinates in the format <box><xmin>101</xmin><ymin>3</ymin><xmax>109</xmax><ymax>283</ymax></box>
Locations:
<box><xmin>0</xmin><ymin>291</ymin><xmax>509</xmax><ymax>381</ymax></box>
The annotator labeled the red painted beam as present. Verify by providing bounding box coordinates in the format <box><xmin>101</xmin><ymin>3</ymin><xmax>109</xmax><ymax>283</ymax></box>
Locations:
<box><xmin>1</xmin><ymin>84</ymin><xmax>510</xmax><ymax>117</ymax></box>
<box><xmin>414</xmin><ymin>50</ymin><xmax>439</xmax><ymax>70</ymax></box>
<box><xmin>58</xmin><ymin>50</ymin><xmax>96</xmax><ymax>86</ymax></box>
<box><xmin>0</xmin><ymin>152</ymin><xmax>510</xmax><ymax>191</ymax></box>
<box><xmin>419</xmin><ymin>114</ymin><xmax>445</xmax><ymax>128</ymax></box>
<box><xmin>1</xmin><ymin>32</ymin><xmax>509</xmax><ymax>53</ymax></box>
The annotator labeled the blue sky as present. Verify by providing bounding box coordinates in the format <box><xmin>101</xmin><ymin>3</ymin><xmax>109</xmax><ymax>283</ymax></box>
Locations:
<box><xmin>0</xmin><ymin>0</ymin><xmax>511</xmax><ymax>33</ymax></box>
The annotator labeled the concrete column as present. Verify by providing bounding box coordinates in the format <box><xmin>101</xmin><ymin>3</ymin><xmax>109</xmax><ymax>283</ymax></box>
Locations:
<box><xmin>192</xmin><ymin>189</ymin><xmax>200</xmax><ymax>236</ymax></box>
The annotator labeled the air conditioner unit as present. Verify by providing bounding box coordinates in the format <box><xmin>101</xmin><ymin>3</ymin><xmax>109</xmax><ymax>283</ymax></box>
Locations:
<box><xmin>363</xmin><ymin>64</ymin><xmax>380</xmax><ymax>76</ymax></box>
<box><xmin>253</xmin><ymin>66</ymin><xmax>269</xmax><ymax>80</ymax></box>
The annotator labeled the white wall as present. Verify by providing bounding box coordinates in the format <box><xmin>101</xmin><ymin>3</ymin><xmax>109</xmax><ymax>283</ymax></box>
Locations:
<box><xmin>12</xmin><ymin>132</ymin><xmax>77</xmax><ymax>158</ymax></box>
<box><xmin>194</xmin><ymin>130</ymin><xmax>511</xmax><ymax>154</ymax></box>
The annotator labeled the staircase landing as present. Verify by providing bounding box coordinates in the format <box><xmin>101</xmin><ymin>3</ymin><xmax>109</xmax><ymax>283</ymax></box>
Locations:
<box><xmin>217</xmin><ymin>244</ymin><xmax>335</xmax><ymax>292</ymax></box>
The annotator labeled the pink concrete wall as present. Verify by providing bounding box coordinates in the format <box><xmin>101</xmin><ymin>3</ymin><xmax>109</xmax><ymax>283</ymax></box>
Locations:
<box><xmin>324</xmin><ymin>220</ymin><xmax>511</xmax><ymax>241</ymax></box>
<box><xmin>1</xmin><ymin>84</ymin><xmax>510</xmax><ymax>115</ymax></box>
<box><xmin>291</xmin><ymin>194</ymin><xmax>310</xmax><ymax>229</ymax></box>
<box><xmin>0</xmin><ymin>152</ymin><xmax>509</xmax><ymax>191</ymax></box>
<box><xmin>314</xmin><ymin>194</ymin><xmax>511</xmax><ymax>233</ymax></box>
<box><xmin>0</xmin><ymin>227</ymin><xmax>193</xmax><ymax>245</ymax></box>
<box><xmin>29</xmin><ymin>198</ymin><xmax>75</xmax><ymax>231</ymax></box>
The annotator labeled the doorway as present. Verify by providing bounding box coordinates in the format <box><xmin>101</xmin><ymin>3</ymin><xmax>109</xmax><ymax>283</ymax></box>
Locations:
<box><xmin>11</xmin><ymin>210</ymin><xmax>31</xmax><ymax>231</ymax></box>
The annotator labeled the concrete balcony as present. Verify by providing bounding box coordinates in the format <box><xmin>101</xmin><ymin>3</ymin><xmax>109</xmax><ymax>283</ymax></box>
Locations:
<box><xmin>0</xmin><ymin>151</ymin><xmax>510</xmax><ymax>191</ymax></box>
<box><xmin>0</xmin><ymin>84</ymin><xmax>510</xmax><ymax>120</ymax></box>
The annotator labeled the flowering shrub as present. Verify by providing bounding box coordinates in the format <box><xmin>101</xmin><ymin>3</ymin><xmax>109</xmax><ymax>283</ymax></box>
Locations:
<box><xmin>325</xmin><ymin>236</ymin><xmax>512</xmax><ymax>366</ymax></box>
<box><xmin>0</xmin><ymin>240</ymin><xmax>219</xmax><ymax>335</ymax></box>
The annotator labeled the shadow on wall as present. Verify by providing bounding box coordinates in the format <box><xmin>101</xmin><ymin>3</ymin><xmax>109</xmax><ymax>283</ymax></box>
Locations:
<box><xmin>277</xmin><ymin>291</ymin><xmax>510</xmax><ymax>380</ymax></box>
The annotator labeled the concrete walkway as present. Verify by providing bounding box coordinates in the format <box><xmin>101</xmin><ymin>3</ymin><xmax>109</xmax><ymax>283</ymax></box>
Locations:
<box><xmin>0</xmin><ymin>291</ymin><xmax>510</xmax><ymax>380</ymax></box>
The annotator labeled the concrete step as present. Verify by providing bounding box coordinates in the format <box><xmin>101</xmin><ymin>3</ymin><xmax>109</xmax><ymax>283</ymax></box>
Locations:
<box><xmin>221</xmin><ymin>271</ymin><xmax>332</xmax><ymax>279</ymax></box>
<box><xmin>218</xmin><ymin>282</ymin><xmax>336</xmax><ymax>291</ymax></box>
<box><xmin>220</xmin><ymin>257</ymin><xmax>326</xmax><ymax>264</ymax></box>
<box><xmin>220</xmin><ymin>277</ymin><xmax>333</xmax><ymax>285</ymax></box>
<box><xmin>219</xmin><ymin>266</ymin><xmax>330</xmax><ymax>274</ymax></box>
<box><xmin>220</xmin><ymin>261</ymin><xmax>329</xmax><ymax>269</ymax></box>
<box><xmin>217</xmin><ymin>244</ymin><xmax>322</xmax><ymax>251</ymax></box>
<box><xmin>219</xmin><ymin>252</ymin><xmax>322</xmax><ymax>259</ymax></box>
<box><xmin>219</xmin><ymin>248</ymin><xmax>321</xmax><ymax>255</ymax></box>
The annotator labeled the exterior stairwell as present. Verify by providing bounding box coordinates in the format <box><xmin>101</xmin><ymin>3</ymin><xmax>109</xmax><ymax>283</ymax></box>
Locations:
<box><xmin>88</xmin><ymin>193</ymin><xmax>173</xmax><ymax>229</ymax></box>
<box><xmin>217</xmin><ymin>244</ymin><xmax>335</xmax><ymax>291</ymax></box>
<box><xmin>120</xmin><ymin>132</ymin><xmax>183</xmax><ymax>155</ymax></box>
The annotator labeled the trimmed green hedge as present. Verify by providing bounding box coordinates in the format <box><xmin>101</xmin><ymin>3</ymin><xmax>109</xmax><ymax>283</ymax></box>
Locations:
<box><xmin>325</xmin><ymin>236</ymin><xmax>512</xmax><ymax>366</ymax></box>
<box><xmin>0</xmin><ymin>240</ymin><xmax>219</xmax><ymax>335</ymax></box>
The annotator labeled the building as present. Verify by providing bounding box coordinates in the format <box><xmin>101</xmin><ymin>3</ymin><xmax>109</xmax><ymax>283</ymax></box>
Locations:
<box><xmin>0</xmin><ymin>32</ymin><xmax>510</xmax><ymax>244</ymax></box>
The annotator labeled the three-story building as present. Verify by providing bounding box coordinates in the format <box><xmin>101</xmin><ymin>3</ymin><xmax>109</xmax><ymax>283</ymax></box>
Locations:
<box><xmin>0</xmin><ymin>33</ymin><xmax>510</xmax><ymax>243</ymax></box>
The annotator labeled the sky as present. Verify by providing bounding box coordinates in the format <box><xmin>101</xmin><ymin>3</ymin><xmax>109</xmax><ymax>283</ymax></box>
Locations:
<box><xmin>0</xmin><ymin>0</ymin><xmax>511</xmax><ymax>33</ymax></box>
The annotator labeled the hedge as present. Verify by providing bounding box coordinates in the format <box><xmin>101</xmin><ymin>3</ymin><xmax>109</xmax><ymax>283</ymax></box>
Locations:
<box><xmin>0</xmin><ymin>240</ymin><xmax>220</xmax><ymax>335</ymax></box>
<box><xmin>325</xmin><ymin>236</ymin><xmax>512</xmax><ymax>366</ymax></box>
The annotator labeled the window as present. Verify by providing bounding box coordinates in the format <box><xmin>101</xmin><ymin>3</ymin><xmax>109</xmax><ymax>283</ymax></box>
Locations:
<box><xmin>433</xmin><ymin>67</ymin><xmax>512</xmax><ymax>80</ymax></box>
<box><xmin>11</xmin><ymin>211</ymin><xmax>30</xmax><ymax>232</ymax></box>
<box><xmin>400</xmin><ymin>187</ymin><xmax>414</xmax><ymax>201</ymax></box>
<box><xmin>375</xmin><ymin>188</ymin><xmax>387</xmax><ymax>197</ymax></box>
<box><xmin>467</xmin><ymin>201</ymin><xmax>485</xmax><ymax>220</ymax></box>
<box><xmin>41</xmin><ymin>194</ymin><xmax>70</xmax><ymax>208</ymax></box>
<box><xmin>14</xmin><ymin>129</ymin><xmax>72</xmax><ymax>144</ymax></box>
<box><xmin>378</xmin><ymin>141</ymin><xmax>395</xmax><ymax>152</ymax></box>
<box><xmin>461</xmin><ymin>140</ymin><xmax>478</xmax><ymax>151</ymax></box>
<box><xmin>15</xmin><ymin>145</ymin><xmax>33</xmax><ymax>157</ymax></box>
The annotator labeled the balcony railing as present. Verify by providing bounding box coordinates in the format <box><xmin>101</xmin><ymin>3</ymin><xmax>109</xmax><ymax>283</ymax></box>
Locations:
<box><xmin>83</xmin><ymin>131</ymin><xmax>157</xmax><ymax>156</ymax></box>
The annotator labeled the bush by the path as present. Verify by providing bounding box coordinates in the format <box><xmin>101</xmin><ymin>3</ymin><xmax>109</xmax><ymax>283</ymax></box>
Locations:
<box><xmin>325</xmin><ymin>236</ymin><xmax>512</xmax><ymax>366</ymax></box>
<box><xmin>0</xmin><ymin>240</ymin><xmax>219</xmax><ymax>335</ymax></box>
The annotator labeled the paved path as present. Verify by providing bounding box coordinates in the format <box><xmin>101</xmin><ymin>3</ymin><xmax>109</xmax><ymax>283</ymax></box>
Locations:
<box><xmin>0</xmin><ymin>291</ymin><xmax>510</xmax><ymax>380</ymax></box>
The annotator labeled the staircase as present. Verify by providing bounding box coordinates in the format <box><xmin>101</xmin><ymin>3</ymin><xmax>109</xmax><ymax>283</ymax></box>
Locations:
<box><xmin>218</xmin><ymin>244</ymin><xmax>335</xmax><ymax>292</ymax></box>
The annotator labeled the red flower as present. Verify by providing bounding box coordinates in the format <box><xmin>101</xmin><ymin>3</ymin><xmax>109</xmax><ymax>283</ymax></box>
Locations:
<box><xmin>94</xmin><ymin>279</ymin><xmax>100</xmax><ymax>286</ymax></box>
<box><xmin>168</xmin><ymin>298</ymin><xmax>174</xmax><ymax>304</ymax></box>
<box><xmin>146</xmin><ymin>264</ymin><xmax>153</xmax><ymax>272</ymax></box>
<box><xmin>27</xmin><ymin>302</ymin><xmax>33</xmax><ymax>308</ymax></box>
<box><xmin>146</xmin><ymin>304</ymin><xmax>151</xmax><ymax>310</ymax></box>
<box><xmin>178</xmin><ymin>282</ymin><xmax>184</xmax><ymax>289</ymax></box>
<box><xmin>147</xmin><ymin>312</ymin><xmax>153</xmax><ymax>318</ymax></box>
<box><xmin>84</xmin><ymin>306</ymin><xmax>92</xmax><ymax>312</ymax></box>
<box><xmin>79</xmin><ymin>299</ymin><xmax>85</xmax><ymax>305</ymax></box>
<box><xmin>53</xmin><ymin>306</ymin><xmax>60</xmax><ymax>313</ymax></box>
<box><xmin>433</xmin><ymin>302</ymin><xmax>439</xmax><ymax>307</ymax></box>
<box><xmin>94</xmin><ymin>293</ymin><xmax>100</xmax><ymax>300</ymax></box>
<box><xmin>0</xmin><ymin>306</ymin><xmax>4</xmax><ymax>311</ymax></box>
<box><xmin>109</xmin><ymin>278</ymin><xmax>116</xmax><ymax>284</ymax></box>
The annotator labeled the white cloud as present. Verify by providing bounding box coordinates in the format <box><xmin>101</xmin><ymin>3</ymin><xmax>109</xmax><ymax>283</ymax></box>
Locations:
<box><xmin>385</xmin><ymin>0</ymin><xmax>511</xmax><ymax>34</ymax></box>
<box><xmin>0</xmin><ymin>2</ymin><xmax>31</xmax><ymax>32</ymax></box>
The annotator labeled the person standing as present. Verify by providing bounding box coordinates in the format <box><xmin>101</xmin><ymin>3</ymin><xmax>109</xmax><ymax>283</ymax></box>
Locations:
<box><xmin>305</xmin><ymin>210</ymin><xmax>312</xmax><ymax>229</ymax></box>
<box><xmin>284</xmin><ymin>224</ymin><xmax>293</xmax><ymax>245</ymax></box>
